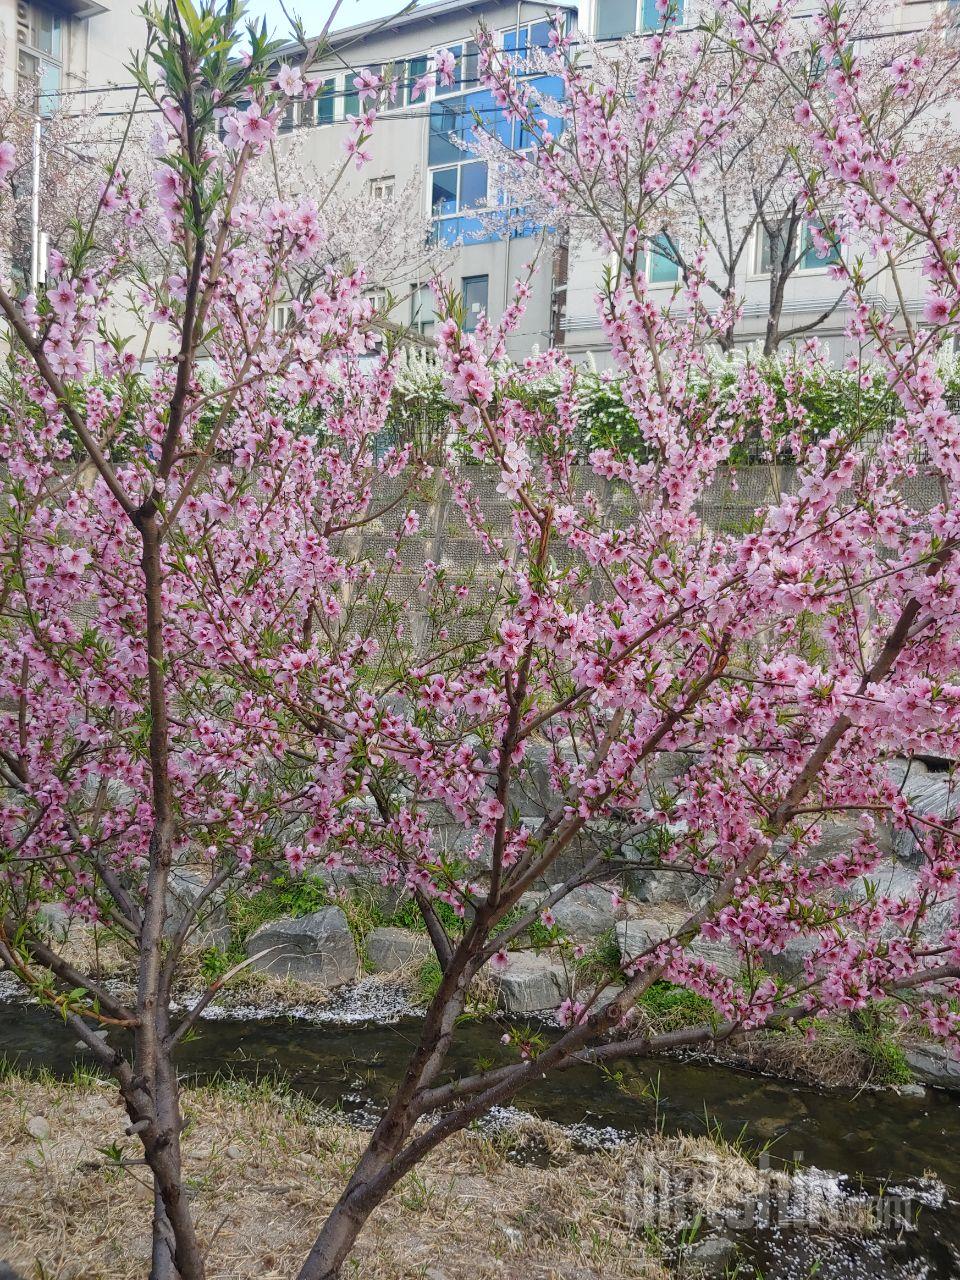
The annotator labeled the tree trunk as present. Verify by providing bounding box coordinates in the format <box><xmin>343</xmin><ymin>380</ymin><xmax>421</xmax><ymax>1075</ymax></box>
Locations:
<box><xmin>149</xmin><ymin>1069</ymin><xmax>203</xmax><ymax>1280</ymax></box>
<box><xmin>151</xmin><ymin>1185</ymin><xmax>179</xmax><ymax>1280</ymax></box>
<box><xmin>132</xmin><ymin>511</ymin><xmax>206</xmax><ymax>1280</ymax></box>
<box><xmin>295</xmin><ymin>1180</ymin><xmax>384</xmax><ymax>1280</ymax></box>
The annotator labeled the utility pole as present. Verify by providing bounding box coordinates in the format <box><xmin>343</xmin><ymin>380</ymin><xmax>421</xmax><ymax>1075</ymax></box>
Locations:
<box><xmin>30</xmin><ymin>116</ymin><xmax>42</xmax><ymax>291</ymax></box>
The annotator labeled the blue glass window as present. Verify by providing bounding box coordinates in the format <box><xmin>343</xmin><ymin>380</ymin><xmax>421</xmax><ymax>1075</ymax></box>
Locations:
<box><xmin>435</xmin><ymin>43</ymin><xmax>462</xmax><ymax>97</ymax></box>
<box><xmin>431</xmin><ymin>168</ymin><xmax>458</xmax><ymax>216</ymax></box>
<box><xmin>530</xmin><ymin>20</ymin><xmax>551</xmax><ymax>51</ymax></box>
<box><xmin>428</xmin><ymin>78</ymin><xmax>563</xmax><ymax>245</ymax></box>
<box><xmin>759</xmin><ymin>222</ymin><xmax>841</xmax><ymax>273</ymax></box>
<box><xmin>800</xmin><ymin>222</ymin><xmax>841</xmax><ymax>270</ymax></box>
<box><xmin>405</xmin><ymin>55</ymin><xmax>428</xmax><ymax>106</ymax></box>
<box><xmin>462</xmin><ymin>40</ymin><xmax>480</xmax><ymax>89</ymax></box>
<box><xmin>429</xmin><ymin>98</ymin><xmax>467</xmax><ymax>164</ymax></box>
<box><xmin>647</xmin><ymin>235</ymin><xmax>679</xmax><ymax>283</ymax></box>
<box><xmin>641</xmin><ymin>0</ymin><xmax>684</xmax><ymax>28</ymax></box>
<box><xmin>459</xmin><ymin>161</ymin><xmax>487</xmax><ymax>208</ymax></box>
<box><xmin>503</xmin><ymin>26</ymin><xmax>526</xmax><ymax>56</ymax></box>
<box><xmin>315</xmin><ymin>77</ymin><xmax>336</xmax><ymax>124</ymax></box>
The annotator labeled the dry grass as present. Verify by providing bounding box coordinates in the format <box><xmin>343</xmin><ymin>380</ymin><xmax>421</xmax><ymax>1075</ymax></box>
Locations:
<box><xmin>706</xmin><ymin>1017</ymin><xmax>912</xmax><ymax>1090</ymax></box>
<box><xmin>0</xmin><ymin>1069</ymin><xmax>891</xmax><ymax>1280</ymax></box>
<box><xmin>55</xmin><ymin>924</ymin><xmax>133</xmax><ymax>982</ymax></box>
<box><xmin>0</xmin><ymin>1072</ymin><xmax>681</xmax><ymax>1280</ymax></box>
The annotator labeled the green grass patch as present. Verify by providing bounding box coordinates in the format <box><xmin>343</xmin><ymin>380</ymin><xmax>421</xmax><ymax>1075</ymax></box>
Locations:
<box><xmin>226</xmin><ymin>873</ymin><xmax>332</xmax><ymax>940</ymax></box>
<box><xmin>198</xmin><ymin>942</ymin><xmax>246</xmax><ymax>984</ymax></box>
<box><xmin>388</xmin><ymin>895</ymin><xmax>463</xmax><ymax>936</ymax></box>
<box><xmin>572</xmin><ymin>928</ymin><xmax>623</xmax><ymax>985</ymax></box>
<box><xmin>636</xmin><ymin>981</ymin><xmax>715</xmax><ymax>1032</ymax></box>
<box><xmin>415</xmin><ymin>955</ymin><xmax>444</xmax><ymax>1002</ymax></box>
<box><xmin>850</xmin><ymin>1008</ymin><xmax>913</xmax><ymax>1086</ymax></box>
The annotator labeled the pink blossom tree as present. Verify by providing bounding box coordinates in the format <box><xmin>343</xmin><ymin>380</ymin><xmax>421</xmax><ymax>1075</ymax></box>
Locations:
<box><xmin>2</xmin><ymin>3</ymin><xmax>960</xmax><ymax>1280</ymax></box>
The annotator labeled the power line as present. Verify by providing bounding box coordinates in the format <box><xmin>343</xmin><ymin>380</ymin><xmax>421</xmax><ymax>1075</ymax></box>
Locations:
<box><xmin>30</xmin><ymin>14</ymin><xmax>942</xmax><ymax>118</ymax></box>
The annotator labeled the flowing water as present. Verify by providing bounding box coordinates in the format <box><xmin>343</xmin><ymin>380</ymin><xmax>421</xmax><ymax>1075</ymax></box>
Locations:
<box><xmin>1</xmin><ymin>997</ymin><xmax>958</xmax><ymax>1278</ymax></box>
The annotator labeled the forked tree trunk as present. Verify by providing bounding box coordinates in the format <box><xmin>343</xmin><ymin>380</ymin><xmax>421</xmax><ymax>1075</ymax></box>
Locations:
<box><xmin>296</xmin><ymin>1171</ymin><xmax>391</xmax><ymax>1280</ymax></box>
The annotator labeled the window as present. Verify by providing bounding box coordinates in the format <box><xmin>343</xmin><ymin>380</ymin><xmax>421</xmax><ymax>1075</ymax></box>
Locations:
<box><xmin>314</xmin><ymin>77</ymin><xmax>337</xmax><ymax>125</ymax></box>
<box><xmin>28</xmin><ymin>6</ymin><xmax>61</xmax><ymax>56</ymax></box>
<box><xmin>645</xmin><ymin>234</ymin><xmax>680</xmax><ymax>284</ymax></box>
<box><xmin>430</xmin><ymin>160</ymin><xmax>488</xmax><ymax>242</ymax></box>
<box><xmin>502</xmin><ymin>18</ymin><xmax>553</xmax><ymax>58</ymax></box>
<box><xmin>18</xmin><ymin>4</ymin><xmax>63</xmax><ymax>113</ymax></box>
<box><xmin>461</xmin><ymin>39</ymin><xmax>481</xmax><ymax>89</ymax></box>
<box><xmin>272</xmin><ymin>302</ymin><xmax>294</xmax><ymax>330</ymax></box>
<box><xmin>594</xmin><ymin>0</ymin><xmax>684</xmax><ymax>39</ymax></box>
<box><xmin>459</xmin><ymin>161</ymin><xmax>487</xmax><ymax>207</ymax></box>
<box><xmin>756</xmin><ymin>220</ymin><xmax>841</xmax><ymax>274</ymax></box>
<box><xmin>404</xmin><ymin>55</ymin><xmax>428</xmax><ymax>105</ymax></box>
<box><xmin>428</xmin><ymin>92</ymin><xmax>493</xmax><ymax>242</ymax></box>
<box><xmin>640</xmin><ymin>0</ymin><xmax>681</xmax><ymax>28</ymax></box>
<box><xmin>431</xmin><ymin>167</ymin><xmax>458</xmax><ymax>217</ymax></box>
<box><xmin>343</xmin><ymin>63</ymin><xmax>379</xmax><ymax>118</ymax></box>
<box><xmin>798</xmin><ymin>221</ymin><xmax>841</xmax><ymax>271</ymax></box>
<box><xmin>435</xmin><ymin>44</ymin><xmax>462</xmax><ymax>97</ymax></box>
<box><xmin>370</xmin><ymin>175</ymin><xmax>395</xmax><ymax>201</ymax></box>
<box><xmin>426</xmin><ymin>78</ymin><xmax>563</xmax><ymax>245</ymax></box>
<box><xmin>462</xmin><ymin>275</ymin><xmax>488</xmax><ymax>331</ymax></box>
<box><xmin>596</xmin><ymin>0</ymin><xmax>635</xmax><ymax>39</ymax></box>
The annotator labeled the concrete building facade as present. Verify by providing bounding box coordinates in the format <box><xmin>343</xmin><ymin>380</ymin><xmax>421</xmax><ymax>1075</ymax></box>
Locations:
<box><xmin>282</xmin><ymin>0</ymin><xmax>960</xmax><ymax>366</ymax></box>
<box><xmin>0</xmin><ymin>0</ymin><xmax>144</xmax><ymax>104</ymax></box>
<box><xmin>4</xmin><ymin>0</ymin><xmax>955</xmax><ymax>363</ymax></box>
<box><xmin>278</xmin><ymin>0</ymin><xmax>574</xmax><ymax>359</ymax></box>
<box><xmin>0</xmin><ymin>0</ymin><xmax>145</xmax><ymax>289</ymax></box>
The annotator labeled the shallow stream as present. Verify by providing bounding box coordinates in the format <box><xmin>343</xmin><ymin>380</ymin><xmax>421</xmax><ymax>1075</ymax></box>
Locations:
<box><xmin>1</xmin><ymin>996</ymin><xmax>957</xmax><ymax>1278</ymax></box>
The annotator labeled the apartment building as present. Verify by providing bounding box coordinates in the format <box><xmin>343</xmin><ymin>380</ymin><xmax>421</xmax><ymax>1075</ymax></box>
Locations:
<box><xmin>0</xmin><ymin>0</ymin><xmax>144</xmax><ymax>104</ymax></box>
<box><xmin>277</xmin><ymin>0</ymin><xmax>575</xmax><ymax>359</ymax></box>
<box><xmin>4</xmin><ymin>0</ymin><xmax>954</xmax><ymax>365</ymax></box>
<box><xmin>279</xmin><ymin>0</ymin><xmax>959</xmax><ymax>367</ymax></box>
<box><xmin>0</xmin><ymin>0</ymin><xmax>145</xmax><ymax>289</ymax></box>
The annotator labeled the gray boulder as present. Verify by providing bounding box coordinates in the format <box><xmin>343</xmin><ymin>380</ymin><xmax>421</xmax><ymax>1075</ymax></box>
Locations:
<box><xmin>903</xmin><ymin>1042</ymin><xmax>960</xmax><ymax>1092</ymax></box>
<box><xmin>365</xmin><ymin>926</ymin><xmax>431</xmax><ymax>973</ymax></box>
<box><xmin>844</xmin><ymin>859</ymin><xmax>954</xmax><ymax>948</ymax></box>
<box><xmin>307</xmin><ymin>865</ymin><xmax>402</xmax><ymax>914</ymax></box>
<box><xmin>687</xmin><ymin>935</ymin><xmax>740</xmax><ymax>979</ymax></box>
<box><xmin>616</xmin><ymin>915</ymin><xmax>675</xmax><ymax>962</ymax></box>
<box><xmin>495</xmin><ymin>953</ymin><xmax>569</xmax><ymax>1015</ymax></box>
<box><xmin>164</xmin><ymin>867</ymin><xmax>231</xmax><ymax>949</ymax></box>
<box><xmin>616</xmin><ymin>915</ymin><xmax>740</xmax><ymax>979</ymax></box>
<box><xmin>892</xmin><ymin>765</ymin><xmax>958</xmax><ymax>862</ymax></box>
<box><xmin>687</xmin><ymin>1236</ymin><xmax>737</xmax><ymax>1275</ymax></box>
<box><xmin>592</xmin><ymin>983</ymin><xmax>623</xmax><ymax>1012</ymax></box>
<box><xmin>808</xmin><ymin>815</ymin><xmax>863</xmax><ymax>860</ymax></box>
<box><xmin>760</xmin><ymin>934</ymin><xmax>819</xmax><ymax>981</ymax></box>
<box><xmin>245</xmin><ymin>907</ymin><xmax>357</xmax><ymax>987</ymax></box>
<box><xmin>549</xmin><ymin>884</ymin><xmax>617</xmax><ymax>939</ymax></box>
<box><xmin>35</xmin><ymin>901</ymin><xmax>72</xmax><ymax>942</ymax></box>
<box><xmin>624</xmin><ymin>865</ymin><xmax>709</xmax><ymax>908</ymax></box>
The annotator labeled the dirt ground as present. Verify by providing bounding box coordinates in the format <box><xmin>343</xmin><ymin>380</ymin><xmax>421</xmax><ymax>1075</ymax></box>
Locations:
<box><xmin>0</xmin><ymin>1069</ymin><xmax>775</xmax><ymax>1280</ymax></box>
